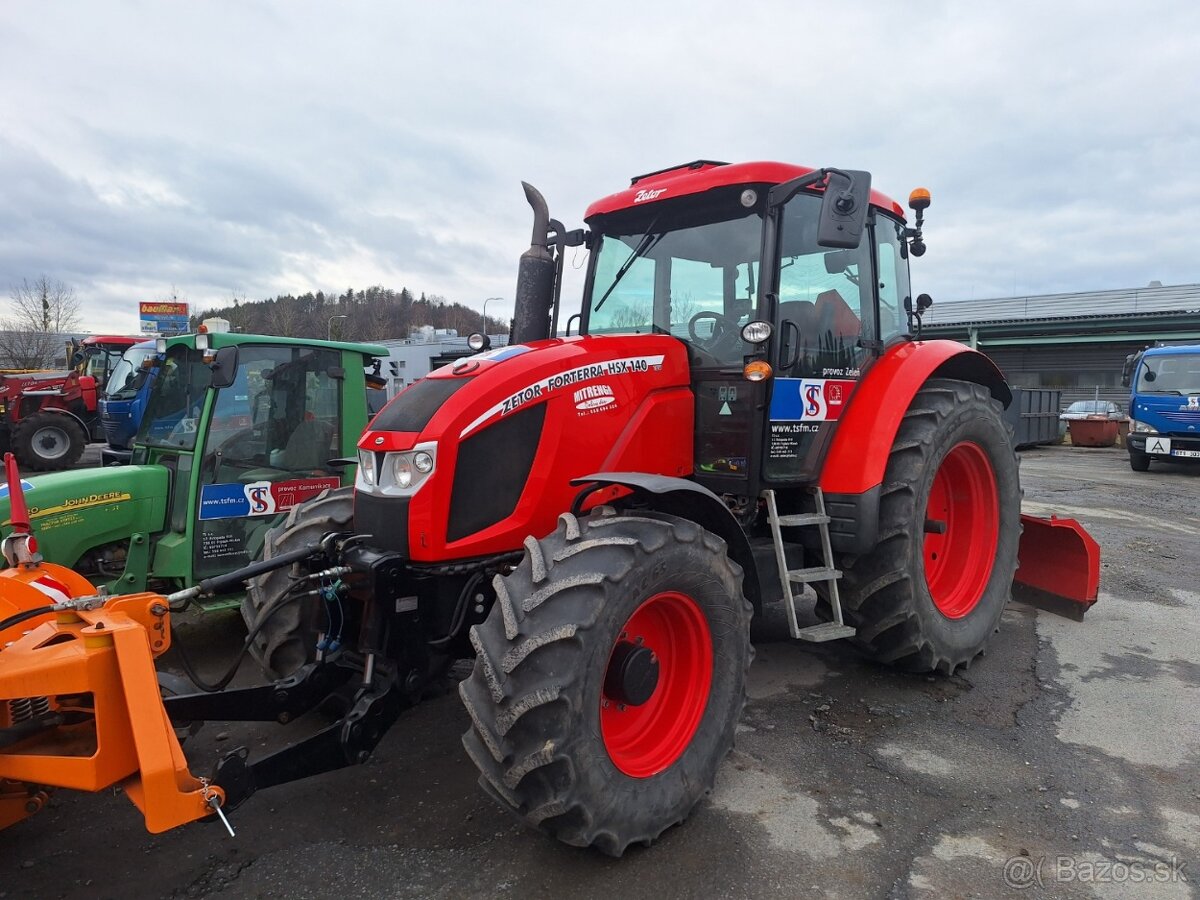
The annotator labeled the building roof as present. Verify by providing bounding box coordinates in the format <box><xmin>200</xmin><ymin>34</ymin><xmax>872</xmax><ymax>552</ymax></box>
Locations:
<box><xmin>922</xmin><ymin>282</ymin><xmax>1200</xmax><ymax>328</ymax></box>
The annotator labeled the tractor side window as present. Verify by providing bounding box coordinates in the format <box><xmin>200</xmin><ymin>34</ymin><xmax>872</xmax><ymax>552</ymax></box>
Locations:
<box><xmin>202</xmin><ymin>345</ymin><xmax>343</xmax><ymax>481</ymax></box>
<box><xmin>193</xmin><ymin>345</ymin><xmax>344</xmax><ymax>580</ymax></box>
<box><xmin>776</xmin><ymin>194</ymin><xmax>871</xmax><ymax>375</ymax></box>
<box><xmin>874</xmin><ymin>215</ymin><xmax>910</xmax><ymax>342</ymax></box>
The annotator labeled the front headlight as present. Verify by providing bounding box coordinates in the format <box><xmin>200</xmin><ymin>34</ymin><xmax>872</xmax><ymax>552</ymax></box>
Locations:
<box><xmin>1130</xmin><ymin>419</ymin><xmax>1158</xmax><ymax>434</ymax></box>
<box><xmin>358</xmin><ymin>449</ymin><xmax>376</xmax><ymax>485</ymax></box>
<box><xmin>392</xmin><ymin>453</ymin><xmax>414</xmax><ymax>488</ymax></box>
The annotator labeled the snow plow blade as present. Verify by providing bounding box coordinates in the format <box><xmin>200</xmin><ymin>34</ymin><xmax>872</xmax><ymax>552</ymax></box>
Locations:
<box><xmin>1014</xmin><ymin>514</ymin><xmax>1100</xmax><ymax>613</ymax></box>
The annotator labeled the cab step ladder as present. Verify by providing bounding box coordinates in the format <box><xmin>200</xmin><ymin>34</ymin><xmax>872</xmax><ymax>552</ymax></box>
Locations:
<box><xmin>763</xmin><ymin>488</ymin><xmax>856</xmax><ymax>642</ymax></box>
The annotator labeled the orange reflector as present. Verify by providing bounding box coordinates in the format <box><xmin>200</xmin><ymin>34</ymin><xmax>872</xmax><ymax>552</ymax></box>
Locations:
<box><xmin>909</xmin><ymin>187</ymin><xmax>931</xmax><ymax>210</ymax></box>
<box><xmin>743</xmin><ymin>360</ymin><xmax>772</xmax><ymax>382</ymax></box>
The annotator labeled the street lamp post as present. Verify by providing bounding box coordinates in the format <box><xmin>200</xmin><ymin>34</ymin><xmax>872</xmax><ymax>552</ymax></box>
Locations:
<box><xmin>482</xmin><ymin>297</ymin><xmax>503</xmax><ymax>332</ymax></box>
<box><xmin>328</xmin><ymin>314</ymin><xmax>348</xmax><ymax>341</ymax></box>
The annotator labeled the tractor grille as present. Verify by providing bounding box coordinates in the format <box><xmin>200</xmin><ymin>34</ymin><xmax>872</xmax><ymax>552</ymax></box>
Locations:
<box><xmin>353</xmin><ymin>494</ymin><xmax>410</xmax><ymax>554</ymax></box>
<box><xmin>447</xmin><ymin>402</ymin><xmax>546</xmax><ymax>543</ymax></box>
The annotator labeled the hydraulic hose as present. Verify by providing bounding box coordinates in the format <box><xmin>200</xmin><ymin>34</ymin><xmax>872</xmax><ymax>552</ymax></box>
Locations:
<box><xmin>0</xmin><ymin>605</ymin><xmax>57</xmax><ymax>644</ymax></box>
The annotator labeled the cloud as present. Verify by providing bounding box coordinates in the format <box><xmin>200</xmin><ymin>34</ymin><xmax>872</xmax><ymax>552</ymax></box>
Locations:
<box><xmin>1</xmin><ymin>1</ymin><xmax>1198</xmax><ymax>330</ymax></box>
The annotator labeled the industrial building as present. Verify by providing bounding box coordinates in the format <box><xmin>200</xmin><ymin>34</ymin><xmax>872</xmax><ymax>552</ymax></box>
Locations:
<box><xmin>377</xmin><ymin>329</ymin><xmax>509</xmax><ymax>400</ymax></box>
<box><xmin>921</xmin><ymin>282</ymin><xmax>1200</xmax><ymax>409</ymax></box>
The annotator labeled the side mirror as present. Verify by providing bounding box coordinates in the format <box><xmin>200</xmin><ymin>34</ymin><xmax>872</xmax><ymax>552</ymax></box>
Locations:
<box><xmin>917</xmin><ymin>293</ymin><xmax>933</xmax><ymax>311</ymax></box>
<box><xmin>1121</xmin><ymin>352</ymin><xmax>1138</xmax><ymax>387</ymax></box>
<box><xmin>210</xmin><ymin>346</ymin><xmax>239</xmax><ymax>388</ymax></box>
<box><xmin>817</xmin><ymin>169</ymin><xmax>872</xmax><ymax>249</ymax></box>
<box><xmin>71</xmin><ymin>351</ymin><xmax>85</xmax><ymax>366</ymax></box>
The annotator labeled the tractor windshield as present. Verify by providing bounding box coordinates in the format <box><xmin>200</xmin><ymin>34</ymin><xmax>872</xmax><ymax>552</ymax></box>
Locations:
<box><xmin>585</xmin><ymin>192</ymin><xmax>762</xmax><ymax>365</ymax></box>
<box><xmin>138</xmin><ymin>345</ymin><xmax>213</xmax><ymax>450</ymax></box>
<box><xmin>104</xmin><ymin>346</ymin><xmax>157</xmax><ymax>401</ymax></box>
<box><xmin>1137</xmin><ymin>352</ymin><xmax>1200</xmax><ymax>395</ymax></box>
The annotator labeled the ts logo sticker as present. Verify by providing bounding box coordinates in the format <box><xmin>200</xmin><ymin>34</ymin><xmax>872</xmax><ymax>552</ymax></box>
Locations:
<box><xmin>1188</xmin><ymin>396</ymin><xmax>1199</xmax><ymax>410</ymax></box>
<box><xmin>244</xmin><ymin>481</ymin><xmax>276</xmax><ymax>516</ymax></box>
<box><xmin>801</xmin><ymin>381</ymin><xmax>829</xmax><ymax>420</ymax></box>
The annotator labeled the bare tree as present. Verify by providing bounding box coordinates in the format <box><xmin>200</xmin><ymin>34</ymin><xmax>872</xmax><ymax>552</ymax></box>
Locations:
<box><xmin>0</xmin><ymin>276</ymin><xmax>82</xmax><ymax>369</ymax></box>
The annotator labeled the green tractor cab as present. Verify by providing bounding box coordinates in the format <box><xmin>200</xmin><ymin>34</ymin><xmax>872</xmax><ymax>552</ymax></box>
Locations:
<box><xmin>0</xmin><ymin>331</ymin><xmax>387</xmax><ymax>609</ymax></box>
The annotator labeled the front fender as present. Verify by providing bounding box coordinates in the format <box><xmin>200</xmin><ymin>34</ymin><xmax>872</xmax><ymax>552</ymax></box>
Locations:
<box><xmin>819</xmin><ymin>340</ymin><xmax>1010</xmax><ymax>495</ymax></box>
<box><xmin>0</xmin><ymin>465</ymin><xmax>169</xmax><ymax>570</ymax></box>
<box><xmin>570</xmin><ymin>472</ymin><xmax>761</xmax><ymax>612</ymax></box>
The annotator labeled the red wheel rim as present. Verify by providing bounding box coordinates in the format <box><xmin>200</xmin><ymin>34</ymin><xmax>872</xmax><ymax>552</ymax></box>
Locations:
<box><xmin>600</xmin><ymin>591</ymin><xmax>713</xmax><ymax>778</ymax></box>
<box><xmin>923</xmin><ymin>441</ymin><xmax>1000</xmax><ymax>619</ymax></box>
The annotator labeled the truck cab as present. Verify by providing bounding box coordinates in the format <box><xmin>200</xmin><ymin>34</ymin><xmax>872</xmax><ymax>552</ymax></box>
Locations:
<box><xmin>98</xmin><ymin>340</ymin><xmax>159</xmax><ymax>465</ymax></box>
<box><xmin>1125</xmin><ymin>344</ymin><xmax>1200</xmax><ymax>470</ymax></box>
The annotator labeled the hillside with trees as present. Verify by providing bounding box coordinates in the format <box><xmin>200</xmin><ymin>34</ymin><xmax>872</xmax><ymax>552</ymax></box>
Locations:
<box><xmin>193</xmin><ymin>286</ymin><xmax>506</xmax><ymax>342</ymax></box>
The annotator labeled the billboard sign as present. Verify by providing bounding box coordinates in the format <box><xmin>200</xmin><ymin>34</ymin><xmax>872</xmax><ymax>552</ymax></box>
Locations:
<box><xmin>139</xmin><ymin>301</ymin><xmax>190</xmax><ymax>336</ymax></box>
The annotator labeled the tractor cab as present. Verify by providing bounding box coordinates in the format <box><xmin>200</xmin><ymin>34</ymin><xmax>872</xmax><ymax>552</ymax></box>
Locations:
<box><xmin>132</xmin><ymin>334</ymin><xmax>386</xmax><ymax>583</ymax></box>
<box><xmin>576</xmin><ymin>161</ymin><xmax>917</xmax><ymax>503</ymax></box>
<box><xmin>69</xmin><ymin>336</ymin><xmax>141</xmax><ymax>394</ymax></box>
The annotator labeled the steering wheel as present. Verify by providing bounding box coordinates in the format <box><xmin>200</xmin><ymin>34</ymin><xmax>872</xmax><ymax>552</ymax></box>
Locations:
<box><xmin>687</xmin><ymin>311</ymin><xmax>739</xmax><ymax>351</ymax></box>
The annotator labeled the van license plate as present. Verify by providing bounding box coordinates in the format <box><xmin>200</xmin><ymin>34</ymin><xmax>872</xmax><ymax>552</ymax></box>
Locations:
<box><xmin>1171</xmin><ymin>449</ymin><xmax>1200</xmax><ymax>458</ymax></box>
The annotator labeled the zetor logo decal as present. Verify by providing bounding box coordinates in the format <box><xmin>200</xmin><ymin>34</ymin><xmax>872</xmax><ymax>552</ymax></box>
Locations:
<box><xmin>460</xmin><ymin>355</ymin><xmax>664</xmax><ymax>437</ymax></box>
<box><xmin>574</xmin><ymin>383</ymin><xmax>616</xmax><ymax>413</ymax></box>
<box><xmin>634</xmin><ymin>188</ymin><xmax>666</xmax><ymax>203</ymax></box>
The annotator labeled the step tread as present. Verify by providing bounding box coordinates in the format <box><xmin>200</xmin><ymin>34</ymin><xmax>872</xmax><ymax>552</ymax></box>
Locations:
<box><xmin>794</xmin><ymin>622</ymin><xmax>856</xmax><ymax>643</ymax></box>
<box><xmin>771</xmin><ymin>513</ymin><xmax>831</xmax><ymax>527</ymax></box>
<box><xmin>787</xmin><ymin>566</ymin><xmax>842</xmax><ymax>583</ymax></box>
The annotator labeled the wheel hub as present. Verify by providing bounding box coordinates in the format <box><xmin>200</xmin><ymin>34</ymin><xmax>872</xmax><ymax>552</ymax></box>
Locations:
<box><xmin>603</xmin><ymin>640</ymin><xmax>659</xmax><ymax>707</ymax></box>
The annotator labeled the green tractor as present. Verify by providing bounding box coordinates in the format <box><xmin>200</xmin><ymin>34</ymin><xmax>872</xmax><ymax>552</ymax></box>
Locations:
<box><xmin>0</xmin><ymin>331</ymin><xmax>388</xmax><ymax>608</ymax></box>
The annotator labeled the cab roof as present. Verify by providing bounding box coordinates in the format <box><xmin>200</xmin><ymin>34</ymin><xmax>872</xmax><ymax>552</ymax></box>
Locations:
<box><xmin>164</xmin><ymin>332</ymin><xmax>388</xmax><ymax>359</ymax></box>
<box><xmin>585</xmin><ymin>160</ymin><xmax>905</xmax><ymax>220</ymax></box>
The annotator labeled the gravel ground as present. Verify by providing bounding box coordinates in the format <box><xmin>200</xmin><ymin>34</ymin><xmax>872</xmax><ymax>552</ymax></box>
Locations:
<box><xmin>1</xmin><ymin>444</ymin><xmax>1197</xmax><ymax>899</ymax></box>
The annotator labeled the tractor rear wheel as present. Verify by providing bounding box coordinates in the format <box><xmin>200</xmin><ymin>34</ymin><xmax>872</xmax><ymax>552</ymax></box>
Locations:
<box><xmin>13</xmin><ymin>413</ymin><xmax>86</xmax><ymax>471</ymax></box>
<box><xmin>241</xmin><ymin>486</ymin><xmax>354</xmax><ymax>678</ymax></box>
<box><xmin>461</xmin><ymin>510</ymin><xmax>751</xmax><ymax>856</ymax></box>
<box><xmin>816</xmin><ymin>378</ymin><xmax>1019</xmax><ymax>673</ymax></box>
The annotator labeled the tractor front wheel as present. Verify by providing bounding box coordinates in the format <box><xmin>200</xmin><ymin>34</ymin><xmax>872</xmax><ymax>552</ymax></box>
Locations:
<box><xmin>242</xmin><ymin>486</ymin><xmax>354</xmax><ymax>678</ymax></box>
<box><xmin>13</xmin><ymin>413</ymin><xmax>86</xmax><ymax>471</ymax></box>
<box><xmin>816</xmin><ymin>378</ymin><xmax>1019</xmax><ymax>673</ymax></box>
<box><xmin>461</xmin><ymin>510</ymin><xmax>751</xmax><ymax>856</ymax></box>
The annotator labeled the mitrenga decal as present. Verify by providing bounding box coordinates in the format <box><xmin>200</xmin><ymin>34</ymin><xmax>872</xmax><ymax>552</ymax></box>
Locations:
<box><xmin>199</xmin><ymin>477</ymin><xmax>341</xmax><ymax>520</ymax></box>
<box><xmin>574</xmin><ymin>383</ymin><xmax>616</xmax><ymax>413</ymax></box>
<box><xmin>768</xmin><ymin>378</ymin><xmax>857</xmax><ymax>423</ymax></box>
<box><xmin>460</xmin><ymin>355</ymin><xmax>664</xmax><ymax>436</ymax></box>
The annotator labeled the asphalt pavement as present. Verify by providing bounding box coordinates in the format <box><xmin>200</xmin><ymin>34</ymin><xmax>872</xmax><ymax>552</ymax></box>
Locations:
<box><xmin>1</xmin><ymin>444</ymin><xmax>1197</xmax><ymax>899</ymax></box>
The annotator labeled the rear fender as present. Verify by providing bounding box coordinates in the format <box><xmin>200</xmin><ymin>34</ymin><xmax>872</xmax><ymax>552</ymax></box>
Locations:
<box><xmin>570</xmin><ymin>472</ymin><xmax>761</xmax><ymax>613</ymax></box>
<box><xmin>819</xmin><ymin>340</ymin><xmax>1011</xmax><ymax>496</ymax></box>
<box><xmin>37</xmin><ymin>406</ymin><xmax>91</xmax><ymax>437</ymax></box>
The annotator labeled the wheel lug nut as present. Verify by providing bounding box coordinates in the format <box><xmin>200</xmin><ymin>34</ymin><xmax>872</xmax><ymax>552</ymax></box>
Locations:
<box><xmin>617</xmin><ymin>703</ymin><xmax>626</xmax><ymax>712</ymax></box>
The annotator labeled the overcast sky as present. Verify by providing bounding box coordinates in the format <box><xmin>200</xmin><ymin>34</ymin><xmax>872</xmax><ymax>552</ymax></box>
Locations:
<box><xmin>2</xmin><ymin>1</ymin><xmax>1198</xmax><ymax>332</ymax></box>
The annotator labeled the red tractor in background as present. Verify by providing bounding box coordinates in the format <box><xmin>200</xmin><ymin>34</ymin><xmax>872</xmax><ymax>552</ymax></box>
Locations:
<box><xmin>0</xmin><ymin>335</ymin><xmax>140</xmax><ymax>470</ymax></box>
<box><xmin>0</xmin><ymin>162</ymin><xmax>1098</xmax><ymax>854</ymax></box>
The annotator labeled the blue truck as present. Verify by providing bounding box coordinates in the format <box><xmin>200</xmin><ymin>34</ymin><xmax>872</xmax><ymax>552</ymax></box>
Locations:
<box><xmin>98</xmin><ymin>340</ymin><xmax>159</xmax><ymax>465</ymax></box>
<box><xmin>1123</xmin><ymin>343</ymin><xmax>1200</xmax><ymax>471</ymax></box>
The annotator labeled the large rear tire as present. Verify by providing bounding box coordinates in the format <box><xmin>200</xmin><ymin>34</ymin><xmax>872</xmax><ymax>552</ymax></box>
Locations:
<box><xmin>460</xmin><ymin>510</ymin><xmax>752</xmax><ymax>856</ymax></box>
<box><xmin>241</xmin><ymin>486</ymin><xmax>353</xmax><ymax>678</ymax></box>
<box><xmin>13</xmin><ymin>413</ymin><xmax>86</xmax><ymax>471</ymax></box>
<box><xmin>816</xmin><ymin>379</ymin><xmax>1019</xmax><ymax>673</ymax></box>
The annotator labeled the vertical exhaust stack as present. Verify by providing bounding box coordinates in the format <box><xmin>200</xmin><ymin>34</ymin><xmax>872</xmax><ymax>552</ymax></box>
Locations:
<box><xmin>511</xmin><ymin>182</ymin><xmax>556</xmax><ymax>345</ymax></box>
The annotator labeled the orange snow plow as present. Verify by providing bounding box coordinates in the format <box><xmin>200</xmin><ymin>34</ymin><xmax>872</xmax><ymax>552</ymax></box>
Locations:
<box><xmin>0</xmin><ymin>451</ymin><xmax>220</xmax><ymax>833</ymax></box>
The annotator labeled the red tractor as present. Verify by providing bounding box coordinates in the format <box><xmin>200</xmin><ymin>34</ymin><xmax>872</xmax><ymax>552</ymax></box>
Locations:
<box><xmin>0</xmin><ymin>162</ymin><xmax>1098</xmax><ymax>851</ymax></box>
<box><xmin>0</xmin><ymin>335</ymin><xmax>140</xmax><ymax>470</ymax></box>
